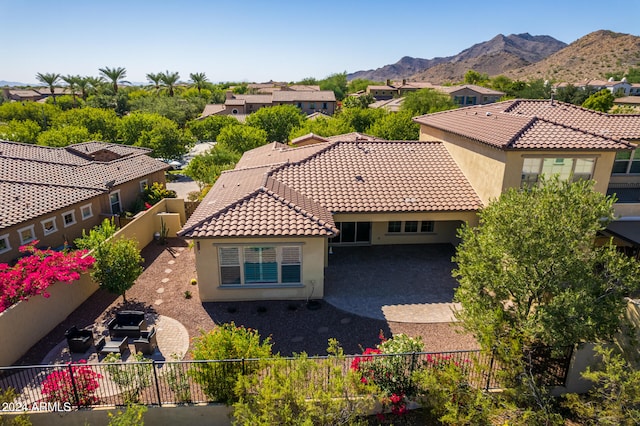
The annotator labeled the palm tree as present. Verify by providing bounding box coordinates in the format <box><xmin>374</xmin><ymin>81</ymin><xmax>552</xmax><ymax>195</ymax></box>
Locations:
<box><xmin>75</xmin><ymin>76</ymin><xmax>90</xmax><ymax>100</ymax></box>
<box><xmin>146</xmin><ymin>72</ymin><xmax>162</xmax><ymax>94</ymax></box>
<box><xmin>189</xmin><ymin>72</ymin><xmax>208</xmax><ymax>94</ymax></box>
<box><xmin>86</xmin><ymin>76</ymin><xmax>105</xmax><ymax>96</ymax></box>
<box><xmin>98</xmin><ymin>66</ymin><xmax>128</xmax><ymax>94</ymax></box>
<box><xmin>61</xmin><ymin>74</ymin><xmax>79</xmax><ymax>106</ymax></box>
<box><xmin>35</xmin><ymin>72</ymin><xmax>61</xmax><ymax>104</ymax></box>
<box><xmin>160</xmin><ymin>71</ymin><xmax>180</xmax><ymax>97</ymax></box>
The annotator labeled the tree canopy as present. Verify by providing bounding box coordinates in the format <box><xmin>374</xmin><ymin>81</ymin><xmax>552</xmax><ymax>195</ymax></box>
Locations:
<box><xmin>217</xmin><ymin>124</ymin><xmax>267</xmax><ymax>154</ymax></box>
<box><xmin>91</xmin><ymin>237</ymin><xmax>143</xmax><ymax>302</ymax></box>
<box><xmin>453</xmin><ymin>177</ymin><xmax>640</xmax><ymax>354</ymax></box>
<box><xmin>582</xmin><ymin>89</ymin><xmax>615</xmax><ymax>112</ymax></box>
<box><xmin>245</xmin><ymin>104</ymin><xmax>304</xmax><ymax>143</ymax></box>
<box><xmin>400</xmin><ymin>88</ymin><xmax>457</xmax><ymax>115</ymax></box>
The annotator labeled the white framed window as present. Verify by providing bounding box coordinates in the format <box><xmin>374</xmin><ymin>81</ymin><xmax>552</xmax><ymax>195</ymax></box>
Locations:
<box><xmin>521</xmin><ymin>157</ymin><xmax>596</xmax><ymax>186</ymax></box>
<box><xmin>612</xmin><ymin>147</ymin><xmax>640</xmax><ymax>174</ymax></box>
<box><xmin>110</xmin><ymin>190</ymin><xmax>122</xmax><ymax>214</ymax></box>
<box><xmin>139</xmin><ymin>179</ymin><xmax>148</xmax><ymax>193</ymax></box>
<box><xmin>218</xmin><ymin>245</ymin><xmax>302</xmax><ymax>286</ymax></box>
<box><xmin>61</xmin><ymin>210</ymin><xmax>76</xmax><ymax>227</ymax></box>
<box><xmin>0</xmin><ymin>234</ymin><xmax>11</xmax><ymax>254</ymax></box>
<box><xmin>80</xmin><ymin>204</ymin><xmax>93</xmax><ymax>220</ymax></box>
<box><xmin>18</xmin><ymin>225</ymin><xmax>36</xmax><ymax>245</ymax></box>
<box><xmin>41</xmin><ymin>218</ymin><xmax>58</xmax><ymax>236</ymax></box>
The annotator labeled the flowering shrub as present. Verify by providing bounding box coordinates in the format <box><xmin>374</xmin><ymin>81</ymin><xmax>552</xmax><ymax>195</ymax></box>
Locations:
<box><xmin>350</xmin><ymin>333</ymin><xmax>424</xmax><ymax>420</ymax></box>
<box><xmin>41</xmin><ymin>360</ymin><xmax>102</xmax><ymax>406</ymax></box>
<box><xmin>0</xmin><ymin>242</ymin><xmax>95</xmax><ymax>313</ymax></box>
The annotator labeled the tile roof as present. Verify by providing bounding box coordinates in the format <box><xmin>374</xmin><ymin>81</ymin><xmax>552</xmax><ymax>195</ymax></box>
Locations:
<box><xmin>290</xmin><ymin>133</ymin><xmax>329</xmax><ymax>146</ymax></box>
<box><xmin>437</xmin><ymin>84</ymin><xmax>505</xmax><ymax>96</ymax></box>
<box><xmin>325</xmin><ymin>132</ymin><xmax>385</xmax><ymax>142</ymax></box>
<box><xmin>272</xmin><ymin>90</ymin><xmax>336</xmax><ymax>102</ymax></box>
<box><xmin>0</xmin><ymin>140</ymin><xmax>169</xmax><ymax>229</ymax></box>
<box><xmin>180</xmin><ymin>140</ymin><xmax>482</xmax><ymax>238</ymax></box>
<box><xmin>414</xmin><ymin>100</ymin><xmax>637</xmax><ymax>149</ymax></box>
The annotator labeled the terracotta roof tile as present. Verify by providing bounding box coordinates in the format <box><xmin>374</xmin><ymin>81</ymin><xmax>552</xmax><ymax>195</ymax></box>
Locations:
<box><xmin>235</xmin><ymin>142</ymin><xmax>332</xmax><ymax>169</ymax></box>
<box><xmin>181</xmin><ymin>140</ymin><xmax>482</xmax><ymax>238</ymax></box>
<box><xmin>414</xmin><ymin>100</ymin><xmax>635</xmax><ymax>149</ymax></box>
<box><xmin>0</xmin><ymin>140</ymin><xmax>169</xmax><ymax>229</ymax></box>
<box><xmin>270</xmin><ymin>141</ymin><xmax>481</xmax><ymax>213</ymax></box>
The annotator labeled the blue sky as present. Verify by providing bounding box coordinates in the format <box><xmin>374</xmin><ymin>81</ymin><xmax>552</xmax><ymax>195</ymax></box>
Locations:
<box><xmin>1</xmin><ymin>0</ymin><xmax>638</xmax><ymax>85</ymax></box>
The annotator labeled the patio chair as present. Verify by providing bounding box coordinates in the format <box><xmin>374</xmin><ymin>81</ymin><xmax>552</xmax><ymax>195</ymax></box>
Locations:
<box><xmin>133</xmin><ymin>327</ymin><xmax>158</xmax><ymax>355</ymax></box>
<box><xmin>64</xmin><ymin>326</ymin><xmax>94</xmax><ymax>353</ymax></box>
<box><xmin>96</xmin><ymin>336</ymin><xmax>129</xmax><ymax>356</ymax></box>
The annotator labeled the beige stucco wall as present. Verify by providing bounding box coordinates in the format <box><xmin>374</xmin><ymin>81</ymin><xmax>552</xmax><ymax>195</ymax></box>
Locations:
<box><xmin>2</xmin><ymin>404</ymin><xmax>233</xmax><ymax>426</ymax></box>
<box><xmin>419</xmin><ymin>125</ymin><xmax>507</xmax><ymax>205</ymax></box>
<box><xmin>332</xmin><ymin>212</ymin><xmax>477</xmax><ymax>246</ymax></box>
<box><xmin>0</xmin><ymin>198</ymin><xmax>104</xmax><ymax>265</ymax></box>
<box><xmin>194</xmin><ymin>236</ymin><xmax>326</xmax><ymax>302</ymax></box>
<box><xmin>0</xmin><ymin>273</ymin><xmax>99</xmax><ymax>367</ymax></box>
<box><xmin>0</xmin><ymin>198</ymin><xmax>185</xmax><ymax>366</ymax></box>
<box><xmin>613</xmin><ymin>202</ymin><xmax>640</xmax><ymax>217</ymax></box>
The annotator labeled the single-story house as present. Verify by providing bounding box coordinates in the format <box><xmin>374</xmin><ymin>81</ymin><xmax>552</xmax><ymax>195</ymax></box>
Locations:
<box><xmin>0</xmin><ymin>140</ymin><xmax>169</xmax><ymax>263</ymax></box>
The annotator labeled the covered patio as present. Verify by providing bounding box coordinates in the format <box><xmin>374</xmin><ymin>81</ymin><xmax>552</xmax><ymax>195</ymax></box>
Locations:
<box><xmin>324</xmin><ymin>244</ymin><xmax>460</xmax><ymax>322</ymax></box>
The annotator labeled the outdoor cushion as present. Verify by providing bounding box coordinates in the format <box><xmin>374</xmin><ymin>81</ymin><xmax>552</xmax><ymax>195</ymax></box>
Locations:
<box><xmin>64</xmin><ymin>326</ymin><xmax>94</xmax><ymax>353</ymax></box>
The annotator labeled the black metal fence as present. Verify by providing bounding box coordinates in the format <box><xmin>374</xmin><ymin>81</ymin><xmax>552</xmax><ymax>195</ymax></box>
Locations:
<box><xmin>0</xmin><ymin>347</ymin><xmax>572</xmax><ymax>411</ymax></box>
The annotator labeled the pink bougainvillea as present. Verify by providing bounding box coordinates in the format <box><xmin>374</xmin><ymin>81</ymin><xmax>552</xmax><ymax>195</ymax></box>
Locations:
<box><xmin>0</xmin><ymin>242</ymin><xmax>95</xmax><ymax>313</ymax></box>
<box><xmin>41</xmin><ymin>360</ymin><xmax>102</xmax><ymax>406</ymax></box>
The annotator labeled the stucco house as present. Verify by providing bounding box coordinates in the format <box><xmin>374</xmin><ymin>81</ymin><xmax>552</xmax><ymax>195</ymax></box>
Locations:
<box><xmin>0</xmin><ymin>140</ymin><xmax>169</xmax><ymax>263</ymax></box>
<box><xmin>366</xmin><ymin>80</ymin><xmax>505</xmax><ymax>105</ymax></box>
<box><xmin>179</xmin><ymin>99</ymin><xmax>640</xmax><ymax>303</ymax></box>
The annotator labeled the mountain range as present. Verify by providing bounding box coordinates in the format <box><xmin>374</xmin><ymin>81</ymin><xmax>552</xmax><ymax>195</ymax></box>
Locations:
<box><xmin>348</xmin><ymin>30</ymin><xmax>640</xmax><ymax>84</ymax></box>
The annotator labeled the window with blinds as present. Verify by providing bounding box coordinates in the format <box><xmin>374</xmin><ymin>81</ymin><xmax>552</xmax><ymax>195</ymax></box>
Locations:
<box><xmin>218</xmin><ymin>246</ymin><xmax>302</xmax><ymax>286</ymax></box>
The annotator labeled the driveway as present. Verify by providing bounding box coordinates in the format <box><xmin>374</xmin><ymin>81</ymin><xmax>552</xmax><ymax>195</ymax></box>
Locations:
<box><xmin>166</xmin><ymin>174</ymin><xmax>200</xmax><ymax>199</ymax></box>
<box><xmin>324</xmin><ymin>244</ymin><xmax>461</xmax><ymax>323</ymax></box>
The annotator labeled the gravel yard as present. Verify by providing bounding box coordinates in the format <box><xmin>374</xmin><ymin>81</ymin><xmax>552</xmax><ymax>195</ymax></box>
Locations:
<box><xmin>16</xmin><ymin>239</ymin><xmax>478</xmax><ymax>365</ymax></box>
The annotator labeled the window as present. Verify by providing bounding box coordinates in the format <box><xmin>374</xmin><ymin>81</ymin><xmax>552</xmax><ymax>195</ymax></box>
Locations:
<box><xmin>297</xmin><ymin>102</ymin><xmax>303</xmax><ymax>108</ymax></box>
<box><xmin>80</xmin><ymin>204</ymin><xmax>93</xmax><ymax>220</ymax></box>
<box><xmin>388</xmin><ymin>221</ymin><xmax>401</xmax><ymax>233</ymax></box>
<box><xmin>466</xmin><ymin>96</ymin><xmax>477</xmax><ymax>105</ymax></box>
<box><xmin>404</xmin><ymin>221</ymin><xmax>418</xmax><ymax>232</ymax></box>
<box><xmin>309</xmin><ymin>102</ymin><xmax>316</xmax><ymax>110</ymax></box>
<box><xmin>420</xmin><ymin>221</ymin><xmax>434</xmax><ymax>233</ymax></box>
<box><xmin>613</xmin><ymin>147</ymin><xmax>640</xmax><ymax>174</ymax></box>
<box><xmin>139</xmin><ymin>179</ymin><xmax>148</xmax><ymax>193</ymax></box>
<box><xmin>41</xmin><ymin>218</ymin><xmax>57</xmax><ymax>235</ymax></box>
<box><xmin>331</xmin><ymin>222</ymin><xmax>371</xmax><ymax>244</ymax></box>
<box><xmin>219</xmin><ymin>246</ymin><xmax>302</xmax><ymax>286</ymax></box>
<box><xmin>62</xmin><ymin>210</ymin><xmax>76</xmax><ymax>227</ymax></box>
<box><xmin>18</xmin><ymin>225</ymin><xmax>35</xmax><ymax>245</ymax></box>
<box><xmin>521</xmin><ymin>157</ymin><xmax>595</xmax><ymax>186</ymax></box>
<box><xmin>388</xmin><ymin>221</ymin><xmax>434</xmax><ymax>234</ymax></box>
<box><xmin>110</xmin><ymin>191</ymin><xmax>121</xmax><ymax>214</ymax></box>
<box><xmin>322</xmin><ymin>102</ymin><xmax>328</xmax><ymax>109</ymax></box>
<box><xmin>0</xmin><ymin>234</ymin><xmax>11</xmax><ymax>254</ymax></box>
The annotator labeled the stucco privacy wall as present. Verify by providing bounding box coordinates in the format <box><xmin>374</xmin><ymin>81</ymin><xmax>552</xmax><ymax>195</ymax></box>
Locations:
<box><xmin>195</xmin><ymin>236</ymin><xmax>326</xmax><ymax>302</ymax></box>
<box><xmin>0</xmin><ymin>198</ymin><xmax>186</xmax><ymax>366</ymax></box>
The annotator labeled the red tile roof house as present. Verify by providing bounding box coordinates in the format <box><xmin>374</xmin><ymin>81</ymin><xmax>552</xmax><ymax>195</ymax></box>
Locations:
<box><xmin>0</xmin><ymin>140</ymin><xmax>169</xmax><ymax>264</ymax></box>
<box><xmin>179</xmin><ymin>99</ymin><xmax>640</xmax><ymax>303</ymax></box>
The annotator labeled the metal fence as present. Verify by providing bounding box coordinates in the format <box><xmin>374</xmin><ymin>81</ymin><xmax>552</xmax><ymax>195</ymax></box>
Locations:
<box><xmin>0</xmin><ymin>347</ymin><xmax>572</xmax><ymax>410</ymax></box>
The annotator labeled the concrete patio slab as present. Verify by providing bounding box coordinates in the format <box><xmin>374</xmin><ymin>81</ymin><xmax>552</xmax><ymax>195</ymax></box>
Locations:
<box><xmin>324</xmin><ymin>244</ymin><xmax>460</xmax><ymax>323</ymax></box>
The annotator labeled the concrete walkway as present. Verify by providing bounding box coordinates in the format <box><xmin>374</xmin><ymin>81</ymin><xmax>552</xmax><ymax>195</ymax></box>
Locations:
<box><xmin>324</xmin><ymin>244</ymin><xmax>461</xmax><ymax>323</ymax></box>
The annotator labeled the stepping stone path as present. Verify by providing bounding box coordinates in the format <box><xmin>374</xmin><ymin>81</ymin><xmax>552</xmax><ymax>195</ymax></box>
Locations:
<box><xmin>155</xmin><ymin>299</ymin><xmax>163</xmax><ymax>305</ymax></box>
<box><xmin>164</xmin><ymin>268</ymin><xmax>172</xmax><ymax>274</ymax></box>
<box><xmin>161</xmin><ymin>278</ymin><xmax>170</xmax><ymax>283</ymax></box>
<box><xmin>340</xmin><ymin>317</ymin><xmax>352</xmax><ymax>325</ymax></box>
<box><xmin>168</xmin><ymin>260</ymin><xmax>176</xmax><ymax>265</ymax></box>
<box><xmin>291</xmin><ymin>336</ymin><xmax>304</xmax><ymax>343</ymax></box>
<box><xmin>156</xmin><ymin>288</ymin><xmax>164</xmax><ymax>294</ymax></box>
<box><xmin>317</xmin><ymin>326</ymin><xmax>329</xmax><ymax>333</ymax></box>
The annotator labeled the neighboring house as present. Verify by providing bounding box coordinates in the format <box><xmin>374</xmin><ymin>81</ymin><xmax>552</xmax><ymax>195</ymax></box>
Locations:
<box><xmin>290</xmin><ymin>133</ymin><xmax>329</xmax><ymax>147</ymax></box>
<box><xmin>291</xmin><ymin>132</ymin><xmax>384</xmax><ymax>147</ymax></box>
<box><xmin>555</xmin><ymin>78</ymin><xmax>633</xmax><ymax>96</ymax></box>
<box><xmin>369</xmin><ymin>97</ymin><xmax>404</xmax><ymax>112</ymax></box>
<box><xmin>199</xmin><ymin>90</ymin><xmax>337</xmax><ymax>119</ymax></box>
<box><xmin>614</xmin><ymin>96</ymin><xmax>640</xmax><ymax>110</ymax></box>
<box><xmin>180</xmin><ymin>100</ymin><xmax>640</xmax><ymax>303</ymax></box>
<box><xmin>0</xmin><ymin>140</ymin><xmax>169</xmax><ymax>263</ymax></box>
<box><xmin>365</xmin><ymin>80</ymin><xmax>504</xmax><ymax>105</ymax></box>
<box><xmin>1</xmin><ymin>89</ymin><xmax>44</xmax><ymax>102</ymax></box>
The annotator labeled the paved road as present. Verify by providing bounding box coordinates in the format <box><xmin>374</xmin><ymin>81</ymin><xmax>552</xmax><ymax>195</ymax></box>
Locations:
<box><xmin>167</xmin><ymin>175</ymin><xmax>200</xmax><ymax>199</ymax></box>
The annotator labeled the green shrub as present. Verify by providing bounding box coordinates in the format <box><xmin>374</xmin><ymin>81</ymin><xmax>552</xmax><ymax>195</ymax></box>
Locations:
<box><xmin>108</xmin><ymin>404</ymin><xmax>147</xmax><ymax>426</ymax></box>
<box><xmin>104</xmin><ymin>353</ymin><xmax>152</xmax><ymax>404</ymax></box>
<box><xmin>74</xmin><ymin>218</ymin><xmax>118</xmax><ymax>251</ymax></box>
<box><xmin>142</xmin><ymin>182</ymin><xmax>177</xmax><ymax>206</ymax></box>
<box><xmin>189</xmin><ymin>322</ymin><xmax>272</xmax><ymax>404</ymax></box>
